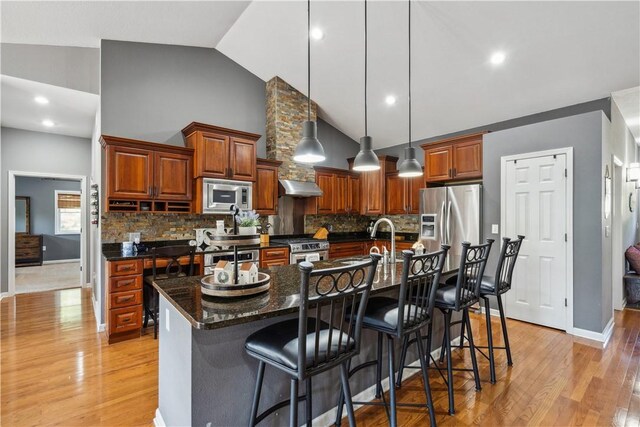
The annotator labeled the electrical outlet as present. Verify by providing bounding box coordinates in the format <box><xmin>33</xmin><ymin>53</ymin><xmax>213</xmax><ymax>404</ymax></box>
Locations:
<box><xmin>165</xmin><ymin>308</ymin><xmax>170</xmax><ymax>332</ymax></box>
<box><xmin>129</xmin><ymin>232</ymin><xmax>141</xmax><ymax>243</ymax></box>
<box><xmin>42</xmin><ymin>245</ymin><xmax>46</xmax><ymax>251</ymax></box>
<box><xmin>491</xmin><ymin>224</ymin><xmax>499</xmax><ymax>234</ymax></box>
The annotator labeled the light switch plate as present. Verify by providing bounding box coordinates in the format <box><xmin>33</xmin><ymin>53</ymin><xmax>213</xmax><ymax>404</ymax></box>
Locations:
<box><xmin>129</xmin><ymin>232</ymin><xmax>141</xmax><ymax>243</ymax></box>
<box><xmin>165</xmin><ymin>308</ymin><xmax>170</xmax><ymax>332</ymax></box>
<box><xmin>42</xmin><ymin>246</ymin><xmax>46</xmax><ymax>251</ymax></box>
<box><xmin>491</xmin><ymin>224</ymin><xmax>499</xmax><ymax>234</ymax></box>
<box><xmin>605</xmin><ymin>226</ymin><xmax>610</xmax><ymax>237</ymax></box>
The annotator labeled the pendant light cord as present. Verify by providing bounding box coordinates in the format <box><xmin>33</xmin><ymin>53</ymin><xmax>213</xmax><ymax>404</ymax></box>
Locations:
<box><xmin>364</xmin><ymin>0</ymin><xmax>368</xmax><ymax>137</ymax></box>
<box><xmin>408</xmin><ymin>0</ymin><xmax>412</xmax><ymax>148</ymax></box>
<box><xmin>307</xmin><ymin>0</ymin><xmax>311</xmax><ymax>121</ymax></box>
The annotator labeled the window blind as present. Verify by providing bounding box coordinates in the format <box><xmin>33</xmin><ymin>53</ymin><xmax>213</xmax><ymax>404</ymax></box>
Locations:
<box><xmin>57</xmin><ymin>193</ymin><xmax>81</xmax><ymax>209</ymax></box>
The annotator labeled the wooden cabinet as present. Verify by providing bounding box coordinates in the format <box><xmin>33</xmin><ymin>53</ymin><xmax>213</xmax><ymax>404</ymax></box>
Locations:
<box><xmin>254</xmin><ymin>159</ymin><xmax>282</xmax><ymax>215</ymax></box>
<box><xmin>102</xmin><ymin>135</ymin><xmax>194</xmax><ymax>213</ymax></box>
<box><xmin>347</xmin><ymin>156</ymin><xmax>398</xmax><ymax>215</ymax></box>
<box><xmin>105</xmin><ymin>255</ymin><xmax>203</xmax><ymax>344</ymax></box>
<box><xmin>260</xmin><ymin>247</ymin><xmax>290</xmax><ymax>268</ymax></box>
<box><xmin>385</xmin><ymin>172</ymin><xmax>423</xmax><ymax>214</ymax></box>
<box><xmin>329</xmin><ymin>241</ymin><xmax>365</xmax><ymax>259</ymax></box>
<box><xmin>15</xmin><ymin>234</ymin><xmax>43</xmax><ymax>267</ymax></box>
<box><xmin>182</xmin><ymin>122</ymin><xmax>259</xmax><ymax>182</ymax></box>
<box><xmin>312</xmin><ymin>167</ymin><xmax>360</xmax><ymax>215</ymax></box>
<box><xmin>421</xmin><ymin>133</ymin><xmax>484</xmax><ymax>183</ymax></box>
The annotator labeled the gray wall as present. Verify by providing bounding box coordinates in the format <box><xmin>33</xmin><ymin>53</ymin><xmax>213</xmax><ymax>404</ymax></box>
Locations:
<box><xmin>316</xmin><ymin>118</ymin><xmax>360</xmax><ymax>169</ymax></box>
<box><xmin>1</xmin><ymin>127</ymin><xmax>92</xmax><ymax>290</ymax></box>
<box><xmin>376</xmin><ymin>97</ymin><xmax>612</xmax><ymax>166</ymax></box>
<box><xmin>15</xmin><ymin>177</ymin><xmax>81</xmax><ymax>261</ymax></box>
<box><xmin>101</xmin><ymin>40</ymin><xmax>267</xmax><ymax>151</ymax></box>
<box><xmin>1</xmin><ymin>43</ymin><xmax>100</xmax><ymax>94</ymax></box>
<box><xmin>483</xmin><ymin>111</ymin><xmax>606</xmax><ymax>333</ymax></box>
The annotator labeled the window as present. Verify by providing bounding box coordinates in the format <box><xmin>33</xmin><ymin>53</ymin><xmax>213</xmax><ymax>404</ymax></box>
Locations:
<box><xmin>55</xmin><ymin>190</ymin><xmax>81</xmax><ymax>235</ymax></box>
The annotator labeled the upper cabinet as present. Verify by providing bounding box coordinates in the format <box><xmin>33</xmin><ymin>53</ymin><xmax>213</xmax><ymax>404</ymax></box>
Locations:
<box><xmin>254</xmin><ymin>158</ymin><xmax>282</xmax><ymax>216</ymax></box>
<box><xmin>348</xmin><ymin>156</ymin><xmax>398</xmax><ymax>215</ymax></box>
<box><xmin>311</xmin><ymin>167</ymin><xmax>360</xmax><ymax>215</ymax></box>
<box><xmin>101</xmin><ymin>136</ymin><xmax>194</xmax><ymax>213</ymax></box>
<box><xmin>385</xmin><ymin>171</ymin><xmax>423</xmax><ymax>215</ymax></box>
<box><xmin>421</xmin><ymin>133</ymin><xmax>484</xmax><ymax>183</ymax></box>
<box><xmin>182</xmin><ymin>122</ymin><xmax>260</xmax><ymax>182</ymax></box>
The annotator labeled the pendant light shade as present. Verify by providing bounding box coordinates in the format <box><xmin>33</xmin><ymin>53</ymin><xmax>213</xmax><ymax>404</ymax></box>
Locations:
<box><xmin>353</xmin><ymin>136</ymin><xmax>380</xmax><ymax>171</ymax></box>
<box><xmin>294</xmin><ymin>120</ymin><xmax>325</xmax><ymax>163</ymax></box>
<box><xmin>294</xmin><ymin>0</ymin><xmax>325</xmax><ymax>164</ymax></box>
<box><xmin>353</xmin><ymin>0</ymin><xmax>380</xmax><ymax>172</ymax></box>
<box><xmin>398</xmin><ymin>147</ymin><xmax>423</xmax><ymax>177</ymax></box>
<box><xmin>398</xmin><ymin>0</ymin><xmax>423</xmax><ymax>178</ymax></box>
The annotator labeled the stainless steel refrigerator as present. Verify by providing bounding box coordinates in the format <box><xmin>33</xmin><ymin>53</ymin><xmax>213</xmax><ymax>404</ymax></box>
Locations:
<box><xmin>419</xmin><ymin>184</ymin><xmax>482</xmax><ymax>257</ymax></box>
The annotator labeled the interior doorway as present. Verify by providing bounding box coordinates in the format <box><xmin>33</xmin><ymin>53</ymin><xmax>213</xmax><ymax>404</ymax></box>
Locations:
<box><xmin>501</xmin><ymin>147</ymin><xmax>574</xmax><ymax>332</ymax></box>
<box><xmin>8</xmin><ymin>171</ymin><xmax>87</xmax><ymax>295</ymax></box>
<box><xmin>612</xmin><ymin>157</ymin><xmax>625</xmax><ymax>311</ymax></box>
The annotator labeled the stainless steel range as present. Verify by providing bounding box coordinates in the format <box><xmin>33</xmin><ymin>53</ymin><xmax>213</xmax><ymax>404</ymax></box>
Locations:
<box><xmin>271</xmin><ymin>238</ymin><xmax>330</xmax><ymax>264</ymax></box>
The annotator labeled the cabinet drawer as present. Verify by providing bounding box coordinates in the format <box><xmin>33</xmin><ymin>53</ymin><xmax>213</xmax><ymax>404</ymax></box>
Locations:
<box><xmin>109</xmin><ymin>259</ymin><xmax>143</xmax><ymax>277</ymax></box>
<box><xmin>261</xmin><ymin>247</ymin><xmax>290</xmax><ymax>261</ymax></box>
<box><xmin>109</xmin><ymin>275</ymin><xmax>142</xmax><ymax>293</ymax></box>
<box><xmin>110</xmin><ymin>290</ymin><xmax>142</xmax><ymax>309</ymax></box>
<box><xmin>260</xmin><ymin>259</ymin><xmax>289</xmax><ymax>268</ymax></box>
<box><xmin>143</xmin><ymin>255</ymin><xmax>200</xmax><ymax>270</ymax></box>
<box><xmin>329</xmin><ymin>242</ymin><xmax>364</xmax><ymax>256</ymax></box>
<box><xmin>109</xmin><ymin>305</ymin><xmax>142</xmax><ymax>335</ymax></box>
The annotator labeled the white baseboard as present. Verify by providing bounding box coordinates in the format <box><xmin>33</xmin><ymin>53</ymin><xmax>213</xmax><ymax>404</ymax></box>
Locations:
<box><xmin>0</xmin><ymin>292</ymin><xmax>10</xmax><ymax>299</ymax></box>
<box><xmin>43</xmin><ymin>258</ymin><xmax>81</xmax><ymax>265</ymax></box>
<box><xmin>572</xmin><ymin>317</ymin><xmax>615</xmax><ymax>348</ymax></box>
<box><xmin>153</xmin><ymin>408</ymin><xmax>166</xmax><ymax>427</ymax></box>
<box><xmin>84</xmin><ymin>282</ymin><xmax>92</xmax><ymax>288</ymax></box>
<box><xmin>96</xmin><ymin>323</ymin><xmax>105</xmax><ymax>333</ymax></box>
<box><xmin>479</xmin><ymin>306</ymin><xmax>501</xmax><ymax>317</ymax></box>
<box><xmin>310</xmin><ymin>336</ymin><xmax>461</xmax><ymax>427</ymax></box>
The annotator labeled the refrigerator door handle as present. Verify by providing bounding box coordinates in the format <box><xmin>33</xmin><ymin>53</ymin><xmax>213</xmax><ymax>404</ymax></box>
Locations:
<box><xmin>440</xmin><ymin>201</ymin><xmax>446</xmax><ymax>244</ymax></box>
<box><xmin>446</xmin><ymin>200</ymin><xmax>452</xmax><ymax>245</ymax></box>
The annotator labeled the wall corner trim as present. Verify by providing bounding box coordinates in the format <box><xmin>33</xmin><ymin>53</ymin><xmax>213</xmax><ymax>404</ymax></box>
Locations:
<box><xmin>571</xmin><ymin>317</ymin><xmax>615</xmax><ymax>348</ymax></box>
<box><xmin>153</xmin><ymin>408</ymin><xmax>167</xmax><ymax>427</ymax></box>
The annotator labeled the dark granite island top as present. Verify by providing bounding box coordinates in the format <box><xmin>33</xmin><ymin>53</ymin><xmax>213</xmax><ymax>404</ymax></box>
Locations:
<box><xmin>152</xmin><ymin>254</ymin><xmax>461</xmax><ymax>330</ymax></box>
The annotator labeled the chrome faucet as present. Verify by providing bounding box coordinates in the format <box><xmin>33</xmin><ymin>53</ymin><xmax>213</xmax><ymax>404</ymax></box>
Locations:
<box><xmin>370</xmin><ymin>218</ymin><xmax>396</xmax><ymax>264</ymax></box>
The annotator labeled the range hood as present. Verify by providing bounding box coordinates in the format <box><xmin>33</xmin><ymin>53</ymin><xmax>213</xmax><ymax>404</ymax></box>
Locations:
<box><xmin>279</xmin><ymin>179</ymin><xmax>323</xmax><ymax>197</ymax></box>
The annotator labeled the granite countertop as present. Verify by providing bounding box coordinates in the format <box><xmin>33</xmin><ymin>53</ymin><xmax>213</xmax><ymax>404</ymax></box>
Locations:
<box><xmin>102</xmin><ymin>240</ymin><xmax>289</xmax><ymax>262</ymax></box>
<box><xmin>153</xmin><ymin>254</ymin><xmax>461</xmax><ymax>330</ymax></box>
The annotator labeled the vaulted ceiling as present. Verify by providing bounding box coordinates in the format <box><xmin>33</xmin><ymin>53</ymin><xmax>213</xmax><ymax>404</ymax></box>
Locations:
<box><xmin>2</xmin><ymin>1</ymin><xmax>639</xmax><ymax>147</ymax></box>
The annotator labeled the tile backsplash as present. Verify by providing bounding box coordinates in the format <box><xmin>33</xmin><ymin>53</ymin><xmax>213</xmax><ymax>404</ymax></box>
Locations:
<box><xmin>305</xmin><ymin>214</ymin><xmax>420</xmax><ymax>234</ymax></box>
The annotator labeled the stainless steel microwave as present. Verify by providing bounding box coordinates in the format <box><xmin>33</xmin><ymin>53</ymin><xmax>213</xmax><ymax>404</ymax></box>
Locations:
<box><xmin>202</xmin><ymin>178</ymin><xmax>252</xmax><ymax>214</ymax></box>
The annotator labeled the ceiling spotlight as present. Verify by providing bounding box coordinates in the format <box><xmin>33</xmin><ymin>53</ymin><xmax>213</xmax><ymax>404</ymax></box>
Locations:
<box><xmin>385</xmin><ymin>95</ymin><xmax>396</xmax><ymax>106</ymax></box>
<box><xmin>34</xmin><ymin>96</ymin><xmax>49</xmax><ymax>105</ymax></box>
<box><xmin>310</xmin><ymin>27</ymin><xmax>324</xmax><ymax>40</ymax></box>
<box><xmin>490</xmin><ymin>51</ymin><xmax>506</xmax><ymax>65</ymax></box>
<box><xmin>42</xmin><ymin>119</ymin><xmax>55</xmax><ymax>127</ymax></box>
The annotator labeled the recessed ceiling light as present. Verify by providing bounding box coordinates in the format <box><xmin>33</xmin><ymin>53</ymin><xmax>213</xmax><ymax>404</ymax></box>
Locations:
<box><xmin>490</xmin><ymin>51</ymin><xmax>506</xmax><ymax>65</ymax></box>
<box><xmin>385</xmin><ymin>95</ymin><xmax>396</xmax><ymax>106</ymax></box>
<box><xmin>42</xmin><ymin>119</ymin><xmax>55</xmax><ymax>127</ymax></box>
<box><xmin>310</xmin><ymin>27</ymin><xmax>324</xmax><ymax>40</ymax></box>
<box><xmin>34</xmin><ymin>96</ymin><xmax>49</xmax><ymax>105</ymax></box>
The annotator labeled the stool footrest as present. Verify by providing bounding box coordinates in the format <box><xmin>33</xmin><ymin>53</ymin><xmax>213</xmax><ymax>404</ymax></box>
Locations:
<box><xmin>352</xmin><ymin>400</ymin><xmax>429</xmax><ymax>409</ymax></box>
<box><xmin>255</xmin><ymin>393</ymin><xmax>307</xmax><ymax>424</ymax></box>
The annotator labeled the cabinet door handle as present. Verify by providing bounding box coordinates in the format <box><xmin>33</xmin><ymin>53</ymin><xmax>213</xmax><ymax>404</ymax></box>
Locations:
<box><xmin>449</xmin><ymin>168</ymin><xmax>453</xmax><ymax>178</ymax></box>
<box><xmin>453</xmin><ymin>168</ymin><xmax>457</xmax><ymax>177</ymax></box>
<box><xmin>149</xmin><ymin>186</ymin><xmax>152</xmax><ymax>196</ymax></box>
<box><xmin>229</xmin><ymin>168</ymin><xmax>234</xmax><ymax>177</ymax></box>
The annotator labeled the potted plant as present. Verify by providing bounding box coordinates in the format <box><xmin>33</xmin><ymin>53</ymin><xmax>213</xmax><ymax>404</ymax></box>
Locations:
<box><xmin>235</xmin><ymin>210</ymin><xmax>260</xmax><ymax>235</ymax></box>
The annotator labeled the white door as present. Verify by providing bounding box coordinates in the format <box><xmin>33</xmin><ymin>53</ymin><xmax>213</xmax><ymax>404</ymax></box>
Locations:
<box><xmin>504</xmin><ymin>154</ymin><xmax>567</xmax><ymax>330</ymax></box>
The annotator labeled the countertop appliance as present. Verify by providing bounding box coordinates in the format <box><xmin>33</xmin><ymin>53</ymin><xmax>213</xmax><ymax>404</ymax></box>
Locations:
<box><xmin>270</xmin><ymin>238</ymin><xmax>330</xmax><ymax>264</ymax></box>
<box><xmin>419</xmin><ymin>184</ymin><xmax>482</xmax><ymax>258</ymax></box>
<box><xmin>202</xmin><ymin>178</ymin><xmax>252</xmax><ymax>214</ymax></box>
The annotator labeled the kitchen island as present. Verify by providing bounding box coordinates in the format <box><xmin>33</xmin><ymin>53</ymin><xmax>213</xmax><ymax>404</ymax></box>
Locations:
<box><xmin>153</xmin><ymin>255</ymin><xmax>461</xmax><ymax>427</ymax></box>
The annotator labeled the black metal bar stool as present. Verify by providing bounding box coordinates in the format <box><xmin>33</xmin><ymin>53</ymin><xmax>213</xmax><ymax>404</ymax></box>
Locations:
<box><xmin>143</xmin><ymin>245</ymin><xmax>195</xmax><ymax>339</ymax></box>
<box><xmin>244</xmin><ymin>254</ymin><xmax>381</xmax><ymax>427</ymax></box>
<box><xmin>400</xmin><ymin>240</ymin><xmax>492</xmax><ymax>416</ymax></box>
<box><xmin>476</xmin><ymin>235</ymin><xmax>524</xmax><ymax>383</ymax></box>
<box><xmin>335</xmin><ymin>247</ymin><xmax>450</xmax><ymax>427</ymax></box>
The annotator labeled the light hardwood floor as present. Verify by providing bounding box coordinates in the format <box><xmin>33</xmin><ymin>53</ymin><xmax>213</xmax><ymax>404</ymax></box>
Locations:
<box><xmin>1</xmin><ymin>288</ymin><xmax>638</xmax><ymax>426</ymax></box>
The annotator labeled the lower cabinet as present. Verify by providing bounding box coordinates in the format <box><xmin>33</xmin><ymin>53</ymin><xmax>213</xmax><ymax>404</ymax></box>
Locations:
<box><xmin>105</xmin><ymin>255</ymin><xmax>203</xmax><ymax>344</ymax></box>
<box><xmin>329</xmin><ymin>241</ymin><xmax>365</xmax><ymax>259</ymax></box>
<box><xmin>260</xmin><ymin>247</ymin><xmax>290</xmax><ymax>268</ymax></box>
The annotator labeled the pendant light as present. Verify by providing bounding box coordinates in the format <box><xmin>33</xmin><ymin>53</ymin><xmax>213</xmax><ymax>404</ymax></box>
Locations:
<box><xmin>294</xmin><ymin>0</ymin><xmax>326</xmax><ymax>164</ymax></box>
<box><xmin>353</xmin><ymin>0</ymin><xmax>380</xmax><ymax>172</ymax></box>
<box><xmin>398</xmin><ymin>0</ymin><xmax>423</xmax><ymax>178</ymax></box>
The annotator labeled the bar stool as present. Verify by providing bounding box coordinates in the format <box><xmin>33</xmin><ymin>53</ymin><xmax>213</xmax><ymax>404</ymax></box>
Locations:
<box><xmin>416</xmin><ymin>240</ymin><xmax>493</xmax><ymax>415</ymax></box>
<box><xmin>477</xmin><ymin>235</ymin><xmax>524</xmax><ymax>383</ymax></box>
<box><xmin>335</xmin><ymin>247</ymin><xmax>450</xmax><ymax>427</ymax></box>
<box><xmin>143</xmin><ymin>245</ymin><xmax>195</xmax><ymax>339</ymax></box>
<box><xmin>244</xmin><ymin>254</ymin><xmax>381</xmax><ymax>427</ymax></box>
